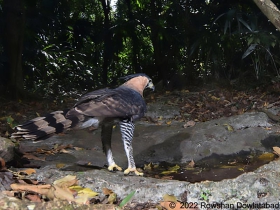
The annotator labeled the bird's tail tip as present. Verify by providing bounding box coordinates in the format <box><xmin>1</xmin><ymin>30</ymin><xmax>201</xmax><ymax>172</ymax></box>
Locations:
<box><xmin>11</xmin><ymin>110</ymin><xmax>72</xmax><ymax>140</ymax></box>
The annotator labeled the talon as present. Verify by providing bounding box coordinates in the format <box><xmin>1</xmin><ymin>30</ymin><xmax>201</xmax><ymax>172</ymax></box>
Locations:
<box><xmin>124</xmin><ymin>167</ymin><xmax>143</xmax><ymax>176</ymax></box>
<box><xmin>108</xmin><ymin>164</ymin><xmax>122</xmax><ymax>171</ymax></box>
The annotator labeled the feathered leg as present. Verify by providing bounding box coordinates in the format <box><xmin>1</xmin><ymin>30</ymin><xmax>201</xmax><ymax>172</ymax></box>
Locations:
<box><xmin>119</xmin><ymin>120</ymin><xmax>143</xmax><ymax>176</ymax></box>
<box><xmin>101</xmin><ymin>123</ymin><xmax>122</xmax><ymax>172</ymax></box>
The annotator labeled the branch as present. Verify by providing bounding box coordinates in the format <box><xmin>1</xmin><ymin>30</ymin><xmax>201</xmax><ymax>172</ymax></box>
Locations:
<box><xmin>253</xmin><ymin>0</ymin><xmax>280</xmax><ymax>30</ymax></box>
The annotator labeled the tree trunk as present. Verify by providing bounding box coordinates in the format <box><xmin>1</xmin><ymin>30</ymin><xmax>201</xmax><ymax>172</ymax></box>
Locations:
<box><xmin>3</xmin><ymin>0</ymin><xmax>26</xmax><ymax>99</ymax></box>
<box><xmin>125</xmin><ymin>0</ymin><xmax>141</xmax><ymax>73</ymax></box>
<box><xmin>150</xmin><ymin>0</ymin><xmax>167</xmax><ymax>84</ymax></box>
<box><xmin>253</xmin><ymin>0</ymin><xmax>280</xmax><ymax>30</ymax></box>
<box><xmin>100</xmin><ymin>0</ymin><xmax>112</xmax><ymax>85</ymax></box>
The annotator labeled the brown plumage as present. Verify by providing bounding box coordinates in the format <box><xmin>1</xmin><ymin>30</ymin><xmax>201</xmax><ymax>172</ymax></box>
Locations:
<box><xmin>12</xmin><ymin>73</ymin><xmax>155</xmax><ymax>175</ymax></box>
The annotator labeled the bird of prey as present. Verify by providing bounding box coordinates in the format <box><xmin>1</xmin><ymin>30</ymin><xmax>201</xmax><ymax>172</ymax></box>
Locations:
<box><xmin>12</xmin><ymin>73</ymin><xmax>155</xmax><ymax>176</ymax></box>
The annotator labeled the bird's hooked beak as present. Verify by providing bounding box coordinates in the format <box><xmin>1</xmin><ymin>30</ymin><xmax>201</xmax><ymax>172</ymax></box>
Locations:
<box><xmin>146</xmin><ymin>80</ymin><xmax>155</xmax><ymax>91</ymax></box>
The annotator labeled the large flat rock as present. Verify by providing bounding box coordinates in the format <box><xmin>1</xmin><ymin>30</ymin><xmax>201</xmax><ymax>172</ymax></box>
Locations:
<box><xmin>18</xmin><ymin>112</ymin><xmax>278</xmax><ymax>169</ymax></box>
<box><xmin>26</xmin><ymin>158</ymin><xmax>280</xmax><ymax>205</ymax></box>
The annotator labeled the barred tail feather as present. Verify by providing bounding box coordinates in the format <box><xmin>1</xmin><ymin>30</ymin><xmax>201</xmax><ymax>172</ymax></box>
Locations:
<box><xmin>11</xmin><ymin>109</ymin><xmax>87</xmax><ymax>140</ymax></box>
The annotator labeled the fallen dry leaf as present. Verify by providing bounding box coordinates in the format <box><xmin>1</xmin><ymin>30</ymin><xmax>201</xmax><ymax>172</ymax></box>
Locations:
<box><xmin>107</xmin><ymin>192</ymin><xmax>117</xmax><ymax>204</ymax></box>
<box><xmin>78</xmin><ymin>188</ymin><xmax>98</xmax><ymax>197</ymax></box>
<box><xmin>22</xmin><ymin>153</ymin><xmax>46</xmax><ymax>161</ymax></box>
<box><xmin>19</xmin><ymin>168</ymin><xmax>36</xmax><ymax>175</ymax></box>
<box><xmin>46</xmin><ymin>185</ymin><xmax>76</xmax><ymax>202</ymax></box>
<box><xmin>162</xmin><ymin>193</ymin><xmax>197</xmax><ymax>209</ymax></box>
<box><xmin>56</xmin><ymin>144</ymin><xmax>73</xmax><ymax>151</ymax></box>
<box><xmin>36</xmin><ymin>148</ymin><xmax>54</xmax><ymax>155</ymax></box>
<box><xmin>2</xmin><ymin>190</ymin><xmax>16</xmax><ymax>197</ymax></box>
<box><xmin>160</xmin><ymin>201</ymin><xmax>197</xmax><ymax>210</ymax></box>
<box><xmin>161</xmin><ymin>165</ymin><xmax>180</xmax><ymax>175</ymax></box>
<box><xmin>220</xmin><ymin>165</ymin><xmax>238</xmax><ymax>169</ymax></box>
<box><xmin>160</xmin><ymin>176</ymin><xmax>173</xmax><ymax>180</ymax></box>
<box><xmin>169</xmin><ymin>165</ymin><xmax>180</xmax><ymax>171</ymax></box>
<box><xmin>273</xmin><ymin>147</ymin><xmax>280</xmax><ymax>157</ymax></box>
<box><xmin>11</xmin><ymin>183</ymin><xmax>51</xmax><ymax>191</ymax></box>
<box><xmin>223</xmin><ymin>123</ymin><xmax>234</xmax><ymax>131</ymax></box>
<box><xmin>188</xmin><ymin>160</ymin><xmax>195</xmax><ymax>168</ymax></box>
<box><xmin>227</xmin><ymin>160</ymin><xmax>237</xmax><ymax>165</ymax></box>
<box><xmin>102</xmin><ymin>188</ymin><xmax>114</xmax><ymax>196</ymax></box>
<box><xmin>163</xmin><ymin>194</ymin><xmax>177</xmax><ymax>202</ymax></box>
<box><xmin>34</xmin><ymin>183</ymin><xmax>75</xmax><ymax>202</ymax></box>
<box><xmin>166</xmin><ymin>120</ymin><xmax>172</xmax><ymax>125</ymax></box>
<box><xmin>70</xmin><ymin>186</ymin><xmax>98</xmax><ymax>198</ymax></box>
<box><xmin>0</xmin><ymin>157</ymin><xmax>6</xmax><ymax>170</ymax></box>
<box><xmin>144</xmin><ymin>163</ymin><xmax>152</xmax><ymax>171</ymax></box>
<box><xmin>161</xmin><ymin>170</ymin><xmax>176</xmax><ymax>175</ymax></box>
<box><xmin>11</xmin><ymin>175</ymin><xmax>97</xmax><ymax>205</ymax></box>
<box><xmin>258</xmin><ymin>153</ymin><xmax>275</xmax><ymax>161</ymax></box>
<box><xmin>53</xmin><ymin>175</ymin><xmax>78</xmax><ymax>188</ymax></box>
<box><xmin>59</xmin><ymin>149</ymin><xmax>71</xmax><ymax>154</ymax></box>
<box><xmin>18</xmin><ymin>179</ymin><xmax>39</xmax><ymax>185</ymax></box>
<box><xmin>56</xmin><ymin>163</ymin><xmax>66</xmax><ymax>169</ymax></box>
<box><xmin>183</xmin><ymin>120</ymin><xmax>196</xmax><ymax>128</ymax></box>
<box><xmin>211</xmin><ymin>95</ymin><xmax>220</xmax><ymax>101</ymax></box>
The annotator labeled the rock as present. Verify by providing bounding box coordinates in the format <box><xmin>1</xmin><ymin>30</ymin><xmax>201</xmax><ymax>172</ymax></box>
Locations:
<box><xmin>179</xmin><ymin>112</ymin><xmax>274</xmax><ymax>162</ymax></box>
<box><xmin>17</xmin><ymin>112</ymin><xmax>278</xmax><ymax>170</ymax></box>
<box><xmin>25</xmin><ymin>158</ymin><xmax>280</xmax><ymax>205</ymax></box>
<box><xmin>0</xmin><ymin>194</ymin><xmax>104</xmax><ymax>209</ymax></box>
<box><xmin>146</xmin><ymin>103</ymin><xmax>181</xmax><ymax>119</ymax></box>
<box><xmin>0</xmin><ymin>137</ymin><xmax>15</xmax><ymax>162</ymax></box>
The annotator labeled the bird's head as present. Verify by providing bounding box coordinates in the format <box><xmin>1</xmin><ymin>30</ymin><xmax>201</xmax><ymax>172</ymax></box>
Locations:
<box><xmin>121</xmin><ymin>73</ymin><xmax>155</xmax><ymax>95</ymax></box>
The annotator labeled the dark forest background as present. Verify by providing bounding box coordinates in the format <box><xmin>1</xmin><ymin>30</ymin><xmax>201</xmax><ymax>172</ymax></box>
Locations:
<box><xmin>0</xmin><ymin>0</ymin><xmax>280</xmax><ymax>99</ymax></box>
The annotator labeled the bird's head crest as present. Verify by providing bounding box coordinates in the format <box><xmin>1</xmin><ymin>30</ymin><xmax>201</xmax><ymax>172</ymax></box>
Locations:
<box><xmin>120</xmin><ymin>73</ymin><xmax>151</xmax><ymax>81</ymax></box>
<box><xmin>120</xmin><ymin>73</ymin><xmax>155</xmax><ymax>92</ymax></box>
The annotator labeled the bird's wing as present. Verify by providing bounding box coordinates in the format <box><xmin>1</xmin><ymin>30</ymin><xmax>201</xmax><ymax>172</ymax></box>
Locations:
<box><xmin>73</xmin><ymin>86</ymin><xmax>146</xmax><ymax>120</ymax></box>
<box><xmin>74</xmin><ymin>88</ymin><xmax>114</xmax><ymax>106</ymax></box>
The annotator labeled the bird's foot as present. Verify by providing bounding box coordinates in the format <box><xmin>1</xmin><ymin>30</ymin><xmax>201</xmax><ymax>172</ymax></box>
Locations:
<box><xmin>124</xmin><ymin>167</ymin><xmax>143</xmax><ymax>176</ymax></box>
<box><xmin>108</xmin><ymin>163</ymin><xmax>122</xmax><ymax>172</ymax></box>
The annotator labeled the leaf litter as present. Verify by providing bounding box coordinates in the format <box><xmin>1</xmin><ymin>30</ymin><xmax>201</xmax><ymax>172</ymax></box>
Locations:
<box><xmin>0</xmin><ymin>160</ymin><xmax>172</xmax><ymax>209</ymax></box>
<box><xmin>3</xmin><ymin>166</ymin><xmax>137</xmax><ymax>208</ymax></box>
<box><xmin>1</xmin><ymin>85</ymin><xmax>280</xmax><ymax>208</ymax></box>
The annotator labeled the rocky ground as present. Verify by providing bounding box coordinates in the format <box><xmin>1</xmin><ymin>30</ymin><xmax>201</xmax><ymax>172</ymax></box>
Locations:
<box><xmin>1</xmin><ymin>86</ymin><xmax>280</xmax><ymax>209</ymax></box>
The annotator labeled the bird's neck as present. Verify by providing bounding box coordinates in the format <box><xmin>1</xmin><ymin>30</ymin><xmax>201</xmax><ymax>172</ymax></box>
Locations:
<box><xmin>121</xmin><ymin>77</ymin><xmax>147</xmax><ymax>96</ymax></box>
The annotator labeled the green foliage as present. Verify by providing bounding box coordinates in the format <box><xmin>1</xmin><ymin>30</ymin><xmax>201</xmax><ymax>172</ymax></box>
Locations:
<box><xmin>189</xmin><ymin>1</ymin><xmax>280</xmax><ymax>84</ymax></box>
<box><xmin>200</xmin><ymin>189</ymin><xmax>211</xmax><ymax>201</ymax></box>
<box><xmin>119</xmin><ymin>190</ymin><xmax>136</xmax><ymax>208</ymax></box>
<box><xmin>1</xmin><ymin>0</ymin><xmax>280</xmax><ymax>96</ymax></box>
<box><xmin>6</xmin><ymin>116</ymin><xmax>16</xmax><ymax>128</ymax></box>
<box><xmin>22</xmin><ymin>0</ymin><xmax>105</xmax><ymax>96</ymax></box>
